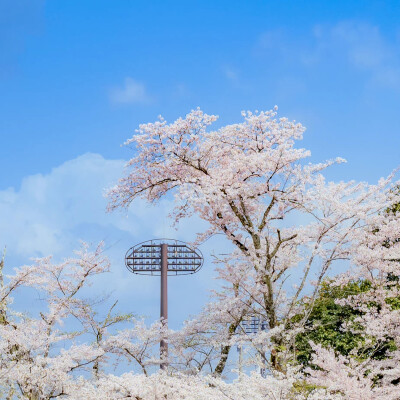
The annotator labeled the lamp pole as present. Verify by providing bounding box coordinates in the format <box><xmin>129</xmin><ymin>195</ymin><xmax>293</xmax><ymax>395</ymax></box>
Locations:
<box><xmin>125</xmin><ymin>239</ymin><xmax>204</xmax><ymax>370</ymax></box>
<box><xmin>160</xmin><ymin>243</ymin><xmax>168</xmax><ymax>369</ymax></box>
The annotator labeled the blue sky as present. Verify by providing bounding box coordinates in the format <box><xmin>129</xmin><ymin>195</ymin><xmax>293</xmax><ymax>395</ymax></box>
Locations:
<box><xmin>1</xmin><ymin>1</ymin><xmax>400</xmax><ymax>328</ymax></box>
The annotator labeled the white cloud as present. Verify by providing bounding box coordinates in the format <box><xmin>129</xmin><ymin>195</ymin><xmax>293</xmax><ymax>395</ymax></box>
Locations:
<box><xmin>256</xmin><ymin>21</ymin><xmax>400</xmax><ymax>92</ymax></box>
<box><xmin>0</xmin><ymin>153</ymin><xmax>201</xmax><ymax>261</ymax></box>
<box><xmin>256</xmin><ymin>29</ymin><xmax>286</xmax><ymax>51</ymax></box>
<box><xmin>172</xmin><ymin>83</ymin><xmax>190</xmax><ymax>98</ymax></box>
<box><xmin>222</xmin><ymin>66</ymin><xmax>239</xmax><ymax>82</ymax></box>
<box><xmin>0</xmin><ymin>153</ymin><xmax>125</xmax><ymax>257</ymax></box>
<box><xmin>220</xmin><ymin>65</ymin><xmax>251</xmax><ymax>90</ymax></box>
<box><xmin>109</xmin><ymin>77</ymin><xmax>152</xmax><ymax>104</ymax></box>
<box><xmin>329</xmin><ymin>21</ymin><xmax>400</xmax><ymax>89</ymax></box>
<box><xmin>0</xmin><ymin>153</ymin><xmax>223</xmax><ymax>326</ymax></box>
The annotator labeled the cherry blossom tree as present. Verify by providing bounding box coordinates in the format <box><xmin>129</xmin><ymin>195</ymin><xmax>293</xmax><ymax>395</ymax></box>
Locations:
<box><xmin>108</xmin><ymin>107</ymin><xmax>400</xmax><ymax>376</ymax></box>
<box><xmin>305</xmin><ymin>198</ymin><xmax>400</xmax><ymax>399</ymax></box>
<box><xmin>0</xmin><ymin>243</ymin><xmax>111</xmax><ymax>399</ymax></box>
<box><xmin>0</xmin><ymin>243</ymin><xmax>341</xmax><ymax>400</ymax></box>
<box><xmin>0</xmin><ymin>243</ymin><xmax>167</xmax><ymax>399</ymax></box>
<box><xmin>2</xmin><ymin>107</ymin><xmax>399</xmax><ymax>398</ymax></box>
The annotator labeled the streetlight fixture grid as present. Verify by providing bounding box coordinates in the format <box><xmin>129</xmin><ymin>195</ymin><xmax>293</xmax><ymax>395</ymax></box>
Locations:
<box><xmin>125</xmin><ymin>238</ymin><xmax>203</xmax><ymax>276</ymax></box>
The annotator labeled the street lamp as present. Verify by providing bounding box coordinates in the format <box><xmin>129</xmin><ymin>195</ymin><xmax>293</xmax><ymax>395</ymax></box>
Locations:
<box><xmin>238</xmin><ymin>315</ymin><xmax>268</xmax><ymax>377</ymax></box>
<box><xmin>125</xmin><ymin>238</ymin><xmax>203</xmax><ymax>369</ymax></box>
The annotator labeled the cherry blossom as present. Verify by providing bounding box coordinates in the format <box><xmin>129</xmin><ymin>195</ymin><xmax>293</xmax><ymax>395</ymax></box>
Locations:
<box><xmin>1</xmin><ymin>108</ymin><xmax>399</xmax><ymax>398</ymax></box>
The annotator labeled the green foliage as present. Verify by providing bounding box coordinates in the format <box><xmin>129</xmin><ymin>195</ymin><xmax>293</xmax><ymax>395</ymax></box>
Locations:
<box><xmin>290</xmin><ymin>380</ymin><xmax>321</xmax><ymax>399</ymax></box>
<box><xmin>292</xmin><ymin>280</ymin><xmax>370</xmax><ymax>367</ymax></box>
<box><xmin>293</xmin><ymin>196</ymin><xmax>400</xmax><ymax>368</ymax></box>
<box><xmin>292</xmin><ymin>276</ymin><xmax>400</xmax><ymax>369</ymax></box>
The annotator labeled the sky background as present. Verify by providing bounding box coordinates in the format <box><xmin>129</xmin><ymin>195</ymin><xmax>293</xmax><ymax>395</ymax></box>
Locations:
<box><xmin>1</xmin><ymin>0</ymin><xmax>400</xmax><ymax>329</ymax></box>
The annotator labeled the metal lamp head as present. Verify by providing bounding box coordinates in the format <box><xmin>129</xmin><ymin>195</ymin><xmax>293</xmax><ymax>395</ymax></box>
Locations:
<box><xmin>125</xmin><ymin>238</ymin><xmax>203</xmax><ymax>276</ymax></box>
<box><xmin>125</xmin><ymin>238</ymin><xmax>204</xmax><ymax>370</ymax></box>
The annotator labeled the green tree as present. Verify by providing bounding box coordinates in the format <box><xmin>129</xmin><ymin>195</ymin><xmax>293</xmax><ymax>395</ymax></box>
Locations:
<box><xmin>292</xmin><ymin>279</ymin><xmax>369</xmax><ymax>367</ymax></box>
<box><xmin>293</xmin><ymin>277</ymin><xmax>400</xmax><ymax>370</ymax></box>
<box><xmin>294</xmin><ymin>195</ymin><xmax>400</xmax><ymax>368</ymax></box>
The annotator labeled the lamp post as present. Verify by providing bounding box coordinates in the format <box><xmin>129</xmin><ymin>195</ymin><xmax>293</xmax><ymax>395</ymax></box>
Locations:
<box><xmin>125</xmin><ymin>239</ymin><xmax>203</xmax><ymax>369</ymax></box>
<box><xmin>239</xmin><ymin>315</ymin><xmax>268</xmax><ymax>377</ymax></box>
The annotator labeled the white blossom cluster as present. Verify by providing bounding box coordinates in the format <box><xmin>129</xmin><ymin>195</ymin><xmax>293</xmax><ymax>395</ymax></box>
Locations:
<box><xmin>1</xmin><ymin>109</ymin><xmax>399</xmax><ymax>398</ymax></box>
